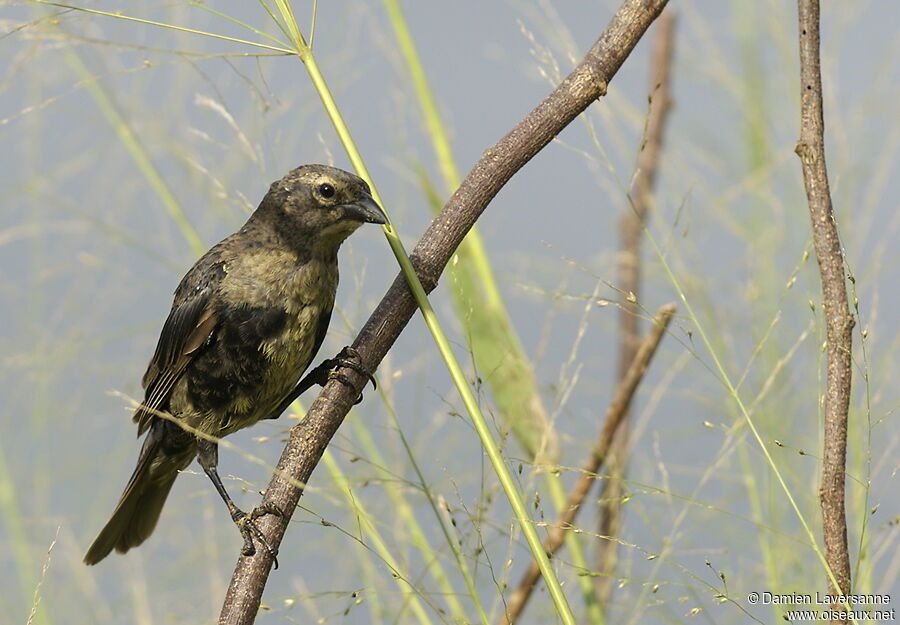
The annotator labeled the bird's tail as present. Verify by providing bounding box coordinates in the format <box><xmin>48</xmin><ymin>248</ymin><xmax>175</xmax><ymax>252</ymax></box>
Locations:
<box><xmin>84</xmin><ymin>429</ymin><xmax>194</xmax><ymax>565</ymax></box>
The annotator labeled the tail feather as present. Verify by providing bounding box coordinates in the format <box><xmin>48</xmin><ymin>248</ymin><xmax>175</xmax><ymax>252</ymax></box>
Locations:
<box><xmin>84</xmin><ymin>433</ymin><xmax>193</xmax><ymax>565</ymax></box>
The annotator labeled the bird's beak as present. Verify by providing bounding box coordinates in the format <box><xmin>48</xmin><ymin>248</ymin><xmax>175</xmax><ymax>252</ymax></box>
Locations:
<box><xmin>344</xmin><ymin>195</ymin><xmax>387</xmax><ymax>225</ymax></box>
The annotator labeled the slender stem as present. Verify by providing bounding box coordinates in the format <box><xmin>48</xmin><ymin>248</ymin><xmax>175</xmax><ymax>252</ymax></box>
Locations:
<box><xmin>498</xmin><ymin>306</ymin><xmax>675</xmax><ymax>625</ymax></box>
<box><xmin>282</xmin><ymin>14</ymin><xmax>578</xmax><ymax>625</ymax></box>
<box><xmin>643</xmin><ymin>180</ymin><xmax>855</xmax><ymax>621</ymax></box>
<box><xmin>596</xmin><ymin>11</ymin><xmax>675</xmax><ymax>611</ymax></box>
<box><xmin>33</xmin><ymin>1</ymin><xmax>294</xmax><ymax>53</ymax></box>
<box><xmin>383</xmin><ymin>0</ymin><xmax>558</xmax><ymax>462</ymax></box>
<box><xmin>320</xmin><ymin>451</ymin><xmax>438</xmax><ymax>625</ymax></box>
<box><xmin>795</xmin><ymin>0</ymin><xmax>854</xmax><ymax>619</ymax></box>
<box><xmin>351</xmin><ymin>418</ymin><xmax>487</xmax><ymax>624</ymax></box>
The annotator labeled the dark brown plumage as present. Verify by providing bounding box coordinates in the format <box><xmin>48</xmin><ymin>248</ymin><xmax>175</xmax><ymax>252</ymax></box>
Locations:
<box><xmin>84</xmin><ymin>164</ymin><xmax>385</xmax><ymax>565</ymax></box>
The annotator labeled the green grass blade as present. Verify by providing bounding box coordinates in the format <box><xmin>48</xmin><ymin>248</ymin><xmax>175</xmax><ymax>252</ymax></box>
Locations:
<box><xmin>645</xmin><ymin>222</ymin><xmax>855</xmax><ymax>615</ymax></box>
<box><xmin>33</xmin><ymin>2</ymin><xmax>294</xmax><ymax>53</ymax></box>
<box><xmin>385</xmin><ymin>5</ymin><xmax>603</xmax><ymax>617</ymax></box>
<box><xmin>269</xmin><ymin>4</ymin><xmax>576</xmax><ymax>622</ymax></box>
<box><xmin>351</xmin><ymin>418</ymin><xmax>487</xmax><ymax>624</ymax></box>
<box><xmin>387</xmin><ymin>0</ymin><xmax>558</xmax><ymax>464</ymax></box>
<box><xmin>0</xmin><ymin>442</ymin><xmax>49</xmax><ymax>625</ymax></box>
<box><xmin>320</xmin><ymin>450</ymin><xmax>438</xmax><ymax>625</ymax></box>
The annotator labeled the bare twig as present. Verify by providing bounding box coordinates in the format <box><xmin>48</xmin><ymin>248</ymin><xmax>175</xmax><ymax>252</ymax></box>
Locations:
<box><xmin>498</xmin><ymin>304</ymin><xmax>675</xmax><ymax>625</ymax></box>
<box><xmin>596</xmin><ymin>10</ymin><xmax>676</xmax><ymax>608</ymax></box>
<box><xmin>795</xmin><ymin>0</ymin><xmax>854</xmax><ymax>618</ymax></box>
<box><xmin>218</xmin><ymin>1</ymin><xmax>669</xmax><ymax>622</ymax></box>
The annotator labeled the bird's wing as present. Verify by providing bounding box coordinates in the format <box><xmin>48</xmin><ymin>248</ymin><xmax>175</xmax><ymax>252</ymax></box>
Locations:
<box><xmin>133</xmin><ymin>290</ymin><xmax>219</xmax><ymax>435</ymax></box>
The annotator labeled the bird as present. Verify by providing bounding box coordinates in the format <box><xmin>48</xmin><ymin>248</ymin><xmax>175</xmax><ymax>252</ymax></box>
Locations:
<box><xmin>84</xmin><ymin>164</ymin><xmax>385</xmax><ymax>565</ymax></box>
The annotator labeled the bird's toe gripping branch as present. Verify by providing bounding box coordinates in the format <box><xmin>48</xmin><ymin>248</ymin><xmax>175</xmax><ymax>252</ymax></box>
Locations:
<box><xmin>325</xmin><ymin>346</ymin><xmax>376</xmax><ymax>403</ymax></box>
<box><xmin>267</xmin><ymin>346</ymin><xmax>378</xmax><ymax>421</ymax></box>
<box><xmin>295</xmin><ymin>346</ymin><xmax>376</xmax><ymax>404</ymax></box>
<box><xmin>234</xmin><ymin>503</ymin><xmax>283</xmax><ymax>568</ymax></box>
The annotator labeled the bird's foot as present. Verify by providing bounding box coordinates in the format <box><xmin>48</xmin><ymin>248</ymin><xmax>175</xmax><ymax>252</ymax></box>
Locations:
<box><xmin>233</xmin><ymin>503</ymin><xmax>283</xmax><ymax>568</ymax></box>
<box><xmin>270</xmin><ymin>347</ymin><xmax>377</xmax><ymax>420</ymax></box>
<box><xmin>326</xmin><ymin>346</ymin><xmax>377</xmax><ymax>404</ymax></box>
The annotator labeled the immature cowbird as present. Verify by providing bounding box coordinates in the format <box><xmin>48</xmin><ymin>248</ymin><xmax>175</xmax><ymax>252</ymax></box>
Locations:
<box><xmin>84</xmin><ymin>164</ymin><xmax>385</xmax><ymax>565</ymax></box>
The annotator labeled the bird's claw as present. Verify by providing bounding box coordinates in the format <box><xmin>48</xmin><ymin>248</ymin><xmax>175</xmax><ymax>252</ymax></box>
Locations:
<box><xmin>327</xmin><ymin>346</ymin><xmax>376</xmax><ymax>404</ymax></box>
<box><xmin>233</xmin><ymin>503</ymin><xmax>283</xmax><ymax>568</ymax></box>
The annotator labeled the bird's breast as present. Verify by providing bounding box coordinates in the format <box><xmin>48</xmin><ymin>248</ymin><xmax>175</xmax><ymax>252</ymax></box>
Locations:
<box><xmin>202</xmin><ymin>256</ymin><xmax>338</xmax><ymax>435</ymax></box>
<box><xmin>258</xmin><ymin>257</ymin><xmax>337</xmax><ymax>362</ymax></box>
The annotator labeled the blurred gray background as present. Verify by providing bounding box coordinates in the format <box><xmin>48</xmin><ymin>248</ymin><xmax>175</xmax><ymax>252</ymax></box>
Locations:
<box><xmin>1</xmin><ymin>1</ymin><xmax>898</xmax><ymax>624</ymax></box>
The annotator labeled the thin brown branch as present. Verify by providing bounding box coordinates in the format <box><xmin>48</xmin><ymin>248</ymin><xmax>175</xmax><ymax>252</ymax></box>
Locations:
<box><xmin>597</xmin><ymin>10</ymin><xmax>676</xmax><ymax>608</ymax></box>
<box><xmin>218</xmin><ymin>1</ymin><xmax>669</xmax><ymax>622</ymax></box>
<box><xmin>795</xmin><ymin>0</ymin><xmax>854</xmax><ymax>619</ymax></box>
<box><xmin>498</xmin><ymin>304</ymin><xmax>675</xmax><ymax>625</ymax></box>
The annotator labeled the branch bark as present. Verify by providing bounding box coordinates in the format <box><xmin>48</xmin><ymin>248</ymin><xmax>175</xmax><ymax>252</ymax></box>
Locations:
<box><xmin>795</xmin><ymin>0</ymin><xmax>853</xmax><ymax>619</ymax></box>
<box><xmin>596</xmin><ymin>11</ymin><xmax>675</xmax><ymax>608</ymax></box>
<box><xmin>498</xmin><ymin>305</ymin><xmax>675</xmax><ymax>625</ymax></box>
<box><xmin>219</xmin><ymin>1</ymin><xmax>669</xmax><ymax>622</ymax></box>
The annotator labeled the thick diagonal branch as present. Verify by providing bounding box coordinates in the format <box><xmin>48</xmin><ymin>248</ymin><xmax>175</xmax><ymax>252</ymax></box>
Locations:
<box><xmin>498</xmin><ymin>304</ymin><xmax>675</xmax><ymax>625</ymax></box>
<box><xmin>219</xmin><ymin>1</ymin><xmax>669</xmax><ymax>622</ymax></box>
<box><xmin>795</xmin><ymin>0</ymin><xmax>853</xmax><ymax>618</ymax></box>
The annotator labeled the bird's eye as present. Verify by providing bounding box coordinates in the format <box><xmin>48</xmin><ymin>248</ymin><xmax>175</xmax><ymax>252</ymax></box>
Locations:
<box><xmin>318</xmin><ymin>183</ymin><xmax>336</xmax><ymax>199</ymax></box>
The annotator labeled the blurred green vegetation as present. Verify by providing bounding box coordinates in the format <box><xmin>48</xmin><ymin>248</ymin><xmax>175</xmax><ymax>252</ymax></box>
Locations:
<box><xmin>1</xmin><ymin>2</ymin><xmax>897</xmax><ymax>625</ymax></box>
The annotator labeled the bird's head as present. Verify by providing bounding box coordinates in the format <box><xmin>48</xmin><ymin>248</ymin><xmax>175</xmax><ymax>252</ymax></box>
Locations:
<box><xmin>254</xmin><ymin>164</ymin><xmax>386</xmax><ymax>255</ymax></box>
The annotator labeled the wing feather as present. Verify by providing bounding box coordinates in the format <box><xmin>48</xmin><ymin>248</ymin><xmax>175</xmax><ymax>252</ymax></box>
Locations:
<box><xmin>133</xmin><ymin>291</ymin><xmax>218</xmax><ymax>435</ymax></box>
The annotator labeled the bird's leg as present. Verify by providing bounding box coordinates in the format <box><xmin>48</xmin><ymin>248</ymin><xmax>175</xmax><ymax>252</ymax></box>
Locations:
<box><xmin>195</xmin><ymin>438</ymin><xmax>282</xmax><ymax>567</ymax></box>
<box><xmin>266</xmin><ymin>346</ymin><xmax>376</xmax><ymax>419</ymax></box>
